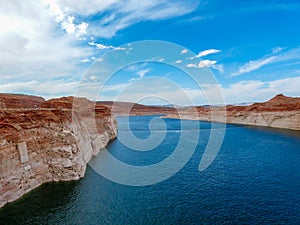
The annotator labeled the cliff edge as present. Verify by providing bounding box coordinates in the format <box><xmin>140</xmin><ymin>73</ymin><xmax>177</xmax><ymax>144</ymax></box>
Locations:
<box><xmin>0</xmin><ymin>94</ymin><xmax>117</xmax><ymax>208</ymax></box>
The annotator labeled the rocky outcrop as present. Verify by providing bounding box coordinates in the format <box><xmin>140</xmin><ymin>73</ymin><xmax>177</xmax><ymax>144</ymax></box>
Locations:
<box><xmin>163</xmin><ymin>94</ymin><xmax>300</xmax><ymax>130</ymax></box>
<box><xmin>0</xmin><ymin>94</ymin><xmax>117</xmax><ymax>208</ymax></box>
<box><xmin>224</xmin><ymin>94</ymin><xmax>300</xmax><ymax>130</ymax></box>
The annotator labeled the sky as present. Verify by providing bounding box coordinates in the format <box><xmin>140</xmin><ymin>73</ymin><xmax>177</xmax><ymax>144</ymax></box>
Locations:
<box><xmin>1</xmin><ymin>0</ymin><xmax>300</xmax><ymax>105</ymax></box>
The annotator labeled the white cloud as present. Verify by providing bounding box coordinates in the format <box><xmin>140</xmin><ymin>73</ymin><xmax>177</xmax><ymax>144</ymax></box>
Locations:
<box><xmin>88</xmin><ymin>41</ymin><xmax>126</xmax><ymax>50</ymax></box>
<box><xmin>128</xmin><ymin>68</ymin><xmax>150</xmax><ymax>81</ymax></box>
<box><xmin>268</xmin><ymin>76</ymin><xmax>300</xmax><ymax>95</ymax></box>
<box><xmin>51</xmin><ymin>0</ymin><xmax>199</xmax><ymax>38</ymax></box>
<box><xmin>47</xmin><ymin>1</ymin><xmax>89</xmax><ymax>40</ymax></box>
<box><xmin>195</xmin><ymin>49</ymin><xmax>221</xmax><ymax>58</ymax></box>
<box><xmin>199</xmin><ymin>60</ymin><xmax>217</xmax><ymax>67</ymax></box>
<box><xmin>129</xmin><ymin>78</ymin><xmax>137</xmax><ymax>82</ymax></box>
<box><xmin>221</xmin><ymin>76</ymin><xmax>300</xmax><ymax>103</ymax></box>
<box><xmin>187</xmin><ymin>64</ymin><xmax>196</xmax><ymax>68</ymax></box>
<box><xmin>61</xmin><ymin>16</ymin><xmax>76</xmax><ymax>34</ymax></box>
<box><xmin>212</xmin><ymin>64</ymin><xmax>224</xmax><ymax>73</ymax></box>
<box><xmin>76</xmin><ymin>22</ymin><xmax>89</xmax><ymax>40</ymax></box>
<box><xmin>45</xmin><ymin>0</ymin><xmax>199</xmax><ymax>39</ymax></box>
<box><xmin>0</xmin><ymin>80</ymin><xmax>78</xmax><ymax>99</ymax></box>
<box><xmin>0</xmin><ymin>0</ymin><xmax>92</xmax><ymax>84</ymax></box>
<box><xmin>181</xmin><ymin>49</ymin><xmax>188</xmax><ymax>54</ymax></box>
<box><xmin>187</xmin><ymin>60</ymin><xmax>217</xmax><ymax>68</ymax></box>
<box><xmin>231</xmin><ymin>47</ymin><xmax>300</xmax><ymax>77</ymax></box>
<box><xmin>232</xmin><ymin>56</ymin><xmax>277</xmax><ymax>76</ymax></box>
<box><xmin>175</xmin><ymin>60</ymin><xmax>182</xmax><ymax>64</ymax></box>
<box><xmin>88</xmin><ymin>41</ymin><xmax>115</xmax><ymax>50</ymax></box>
<box><xmin>136</xmin><ymin>69</ymin><xmax>150</xmax><ymax>78</ymax></box>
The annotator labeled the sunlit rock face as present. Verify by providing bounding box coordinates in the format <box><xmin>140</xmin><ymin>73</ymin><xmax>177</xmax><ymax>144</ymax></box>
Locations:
<box><xmin>0</xmin><ymin>94</ymin><xmax>117</xmax><ymax>208</ymax></box>
<box><xmin>163</xmin><ymin>94</ymin><xmax>300</xmax><ymax>130</ymax></box>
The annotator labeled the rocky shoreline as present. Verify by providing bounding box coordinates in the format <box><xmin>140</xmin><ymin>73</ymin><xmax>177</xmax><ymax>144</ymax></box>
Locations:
<box><xmin>0</xmin><ymin>94</ymin><xmax>117</xmax><ymax>208</ymax></box>
<box><xmin>163</xmin><ymin>94</ymin><xmax>300</xmax><ymax>130</ymax></box>
<box><xmin>163</xmin><ymin>110</ymin><xmax>300</xmax><ymax>130</ymax></box>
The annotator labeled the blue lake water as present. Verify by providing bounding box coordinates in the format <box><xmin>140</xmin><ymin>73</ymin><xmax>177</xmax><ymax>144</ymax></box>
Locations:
<box><xmin>0</xmin><ymin>116</ymin><xmax>299</xmax><ymax>224</ymax></box>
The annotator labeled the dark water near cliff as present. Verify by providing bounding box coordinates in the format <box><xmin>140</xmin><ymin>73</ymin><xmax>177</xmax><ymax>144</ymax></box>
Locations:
<box><xmin>0</xmin><ymin>116</ymin><xmax>300</xmax><ymax>224</ymax></box>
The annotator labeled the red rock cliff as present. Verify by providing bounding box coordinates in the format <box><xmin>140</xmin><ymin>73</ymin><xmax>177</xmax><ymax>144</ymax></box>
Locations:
<box><xmin>0</xmin><ymin>94</ymin><xmax>117</xmax><ymax>208</ymax></box>
<box><xmin>164</xmin><ymin>94</ymin><xmax>300</xmax><ymax>130</ymax></box>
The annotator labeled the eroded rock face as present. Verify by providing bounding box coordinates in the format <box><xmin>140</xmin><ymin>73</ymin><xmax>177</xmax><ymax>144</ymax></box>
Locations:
<box><xmin>222</xmin><ymin>94</ymin><xmax>300</xmax><ymax>130</ymax></box>
<box><xmin>0</xmin><ymin>94</ymin><xmax>117</xmax><ymax>208</ymax></box>
<box><xmin>164</xmin><ymin>94</ymin><xmax>300</xmax><ymax>130</ymax></box>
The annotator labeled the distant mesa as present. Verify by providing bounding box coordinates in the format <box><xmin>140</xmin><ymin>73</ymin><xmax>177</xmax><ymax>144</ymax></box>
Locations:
<box><xmin>0</xmin><ymin>93</ymin><xmax>45</xmax><ymax>108</ymax></box>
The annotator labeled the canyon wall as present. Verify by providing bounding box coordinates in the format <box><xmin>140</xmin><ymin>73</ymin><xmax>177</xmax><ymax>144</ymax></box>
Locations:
<box><xmin>165</xmin><ymin>94</ymin><xmax>300</xmax><ymax>130</ymax></box>
<box><xmin>0</xmin><ymin>95</ymin><xmax>117</xmax><ymax>208</ymax></box>
<box><xmin>174</xmin><ymin>110</ymin><xmax>300</xmax><ymax>130</ymax></box>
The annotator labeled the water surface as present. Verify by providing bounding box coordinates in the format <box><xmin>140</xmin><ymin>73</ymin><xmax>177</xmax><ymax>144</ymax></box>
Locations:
<box><xmin>0</xmin><ymin>116</ymin><xmax>299</xmax><ymax>224</ymax></box>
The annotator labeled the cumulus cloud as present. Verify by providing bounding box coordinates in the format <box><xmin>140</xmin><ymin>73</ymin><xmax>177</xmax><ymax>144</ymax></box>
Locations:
<box><xmin>187</xmin><ymin>60</ymin><xmax>217</xmax><ymax>68</ymax></box>
<box><xmin>0</xmin><ymin>0</ymin><xmax>92</xmax><ymax>84</ymax></box>
<box><xmin>47</xmin><ymin>0</ymin><xmax>89</xmax><ymax>40</ymax></box>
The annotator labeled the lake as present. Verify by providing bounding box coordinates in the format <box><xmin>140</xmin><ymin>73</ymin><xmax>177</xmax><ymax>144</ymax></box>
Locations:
<box><xmin>0</xmin><ymin>116</ymin><xmax>299</xmax><ymax>224</ymax></box>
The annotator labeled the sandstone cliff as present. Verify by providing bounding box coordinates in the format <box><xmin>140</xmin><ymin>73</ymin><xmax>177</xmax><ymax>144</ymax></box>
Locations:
<box><xmin>165</xmin><ymin>94</ymin><xmax>300</xmax><ymax>130</ymax></box>
<box><xmin>0</xmin><ymin>94</ymin><xmax>117</xmax><ymax>208</ymax></box>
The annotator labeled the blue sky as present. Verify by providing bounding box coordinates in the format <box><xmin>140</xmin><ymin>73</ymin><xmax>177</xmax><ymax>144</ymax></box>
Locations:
<box><xmin>0</xmin><ymin>0</ymin><xmax>300</xmax><ymax>105</ymax></box>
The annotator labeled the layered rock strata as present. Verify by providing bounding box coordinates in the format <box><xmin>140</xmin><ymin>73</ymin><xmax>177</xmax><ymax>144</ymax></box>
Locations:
<box><xmin>0</xmin><ymin>94</ymin><xmax>117</xmax><ymax>208</ymax></box>
<box><xmin>164</xmin><ymin>94</ymin><xmax>300</xmax><ymax>130</ymax></box>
